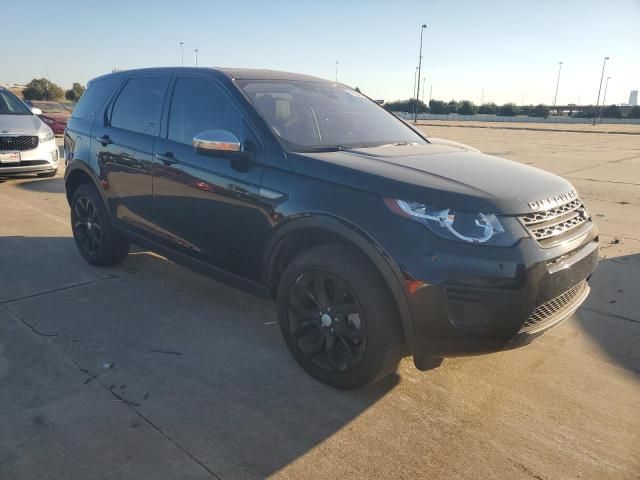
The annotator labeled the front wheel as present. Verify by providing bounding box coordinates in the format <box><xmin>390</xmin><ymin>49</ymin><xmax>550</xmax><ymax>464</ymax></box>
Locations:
<box><xmin>277</xmin><ymin>244</ymin><xmax>404</xmax><ymax>389</ymax></box>
<box><xmin>71</xmin><ymin>183</ymin><xmax>129</xmax><ymax>266</ymax></box>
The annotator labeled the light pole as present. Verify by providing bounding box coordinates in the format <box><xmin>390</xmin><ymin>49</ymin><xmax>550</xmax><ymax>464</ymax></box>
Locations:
<box><xmin>480</xmin><ymin>88</ymin><xmax>484</xmax><ymax>105</ymax></box>
<box><xmin>414</xmin><ymin>24</ymin><xmax>428</xmax><ymax>123</ymax></box>
<box><xmin>180</xmin><ymin>41</ymin><xmax>184</xmax><ymax>66</ymax></box>
<box><xmin>429</xmin><ymin>84</ymin><xmax>432</xmax><ymax>103</ymax></box>
<box><xmin>593</xmin><ymin>56</ymin><xmax>610</xmax><ymax>125</ymax></box>
<box><xmin>335</xmin><ymin>61</ymin><xmax>339</xmax><ymax>82</ymax></box>
<box><xmin>602</xmin><ymin>76</ymin><xmax>611</xmax><ymax>107</ymax></box>
<box><xmin>553</xmin><ymin>61</ymin><xmax>563</xmax><ymax>110</ymax></box>
<box><xmin>194</xmin><ymin>49</ymin><xmax>199</xmax><ymax>67</ymax></box>
<box><xmin>412</xmin><ymin>67</ymin><xmax>418</xmax><ymax>117</ymax></box>
<box><xmin>422</xmin><ymin>78</ymin><xmax>426</xmax><ymax>105</ymax></box>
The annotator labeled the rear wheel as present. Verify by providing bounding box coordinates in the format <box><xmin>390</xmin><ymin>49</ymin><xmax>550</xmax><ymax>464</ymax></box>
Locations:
<box><xmin>71</xmin><ymin>183</ymin><xmax>129</xmax><ymax>266</ymax></box>
<box><xmin>277</xmin><ymin>244</ymin><xmax>403</xmax><ymax>389</ymax></box>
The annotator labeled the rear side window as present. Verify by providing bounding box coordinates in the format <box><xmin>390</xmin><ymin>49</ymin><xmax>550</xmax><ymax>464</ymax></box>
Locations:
<box><xmin>110</xmin><ymin>77</ymin><xmax>169</xmax><ymax>136</ymax></box>
<box><xmin>71</xmin><ymin>77</ymin><xmax>119</xmax><ymax>119</ymax></box>
<box><xmin>167</xmin><ymin>77</ymin><xmax>244</xmax><ymax>145</ymax></box>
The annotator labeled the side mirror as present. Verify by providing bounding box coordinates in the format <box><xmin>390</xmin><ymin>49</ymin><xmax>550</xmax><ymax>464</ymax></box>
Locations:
<box><xmin>193</xmin><ymin>130</ymin><xmax>242</xmax><ymax>155</ymax></box>
<box><xmin>31</xmin><ymin>107</ymin><xmax>43</xmax><ymax>115</ymax></box>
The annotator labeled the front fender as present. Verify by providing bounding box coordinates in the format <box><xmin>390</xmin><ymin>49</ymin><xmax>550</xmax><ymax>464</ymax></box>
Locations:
<box><xmin>262</xmin><ymin>214</ymin><xmax>416</xmax><ymax>346</ymax></box>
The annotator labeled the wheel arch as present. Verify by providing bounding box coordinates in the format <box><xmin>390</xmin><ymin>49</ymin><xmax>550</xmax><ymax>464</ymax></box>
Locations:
<box><xmin>64</xmin><ymin>163</ymin><xmax>106</xmax><ymax>206</ymax></box>
<box><xmin>262</xmin><ymin>215</ymin><xmax>415</xmax><ymax>342</ymax></box>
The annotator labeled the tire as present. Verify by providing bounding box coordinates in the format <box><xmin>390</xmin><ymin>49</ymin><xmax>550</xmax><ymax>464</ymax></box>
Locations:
<box><xmin>71</xmin><ymin>183</ymin><xmax>129</xmax><ymax>266</ymax></box>
<box><xmin>277</xmin><ymin>243</ymin><xmax>404</xmax><ymax>389</ymax></box>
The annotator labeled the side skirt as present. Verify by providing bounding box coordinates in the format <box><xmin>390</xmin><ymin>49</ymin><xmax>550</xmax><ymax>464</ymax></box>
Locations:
<box><xmin>116</xmin><ymin>226</ymin><xmax>271</xmax><ymax>300</ymax></box>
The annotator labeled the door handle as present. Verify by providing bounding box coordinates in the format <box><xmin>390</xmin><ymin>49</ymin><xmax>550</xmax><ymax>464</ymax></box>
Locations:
<box><xmin>95</xmin><ymin>135</ymin><xmax>112</xmax><ymax>146</ymax></box>
<box><xmin>154</xmin><ymin>152</ymin><xmax>179</xmax><ymax>166</ymax></box>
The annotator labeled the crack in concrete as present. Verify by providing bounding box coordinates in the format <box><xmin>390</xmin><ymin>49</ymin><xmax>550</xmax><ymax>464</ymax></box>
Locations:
<box><xmin>581</xmin><ymin>307</ymin><xmax>640</xmax><ymax>325</ymax></box>
<box><xmin>566</xmin><ymin>176</ymin><xmax>640</xmax><ymax>187</ymax></box>
<box><xmin>1</xmin><ymin>304</ymin><xmax>59</xmax><ymax>337</ymax></box>
<box><xmin>67</xmin><ymin>358</ymin><xmax>223</xmax><ymax>480</ymax></box>
<box><xmin>560</xmin><ymin>154</ymin><xmax>640</xmax><ymax>176</ymax></box>
<box><xmin>1</xmin><ymin>274</ymin><xmax>121</xmax><ymax>304</ymax></box>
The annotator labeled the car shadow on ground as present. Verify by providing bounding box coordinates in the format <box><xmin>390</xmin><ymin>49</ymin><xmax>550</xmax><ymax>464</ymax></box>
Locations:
<box><xmin>0</xmin><ymin>235</ymin><xmax>637</xmax><ymax>478</ymax></box>
<box><xmin>576</xmin><ymin>251</ymin><xmax>640</xmax><ymax>375</ymax></box>
<box><xmin>0</xmin><ymin>235</ymin><xmax>399</xmax><ymax>478</ymax></box>
<box><xmin>12</xmin><ymin>176</ymin><xmax>65</xmax><ymax>194</ymax></box>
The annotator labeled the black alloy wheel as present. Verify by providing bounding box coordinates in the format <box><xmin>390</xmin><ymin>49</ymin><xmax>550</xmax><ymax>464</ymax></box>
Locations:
<box><xmin>277</xmin><ymin>244</ymin><xmax>404</xmax><ymax>389</ymax></box>
<box><xmin>288</xmin><ymin>271</ymin><xmax>367</xmax><ymax>372</ymax></box>
<box><xmin>70</xmin><ymin>183</ymin><xmax>129</xmax><ymax>266</ymax></box>
<box><xmin>72</xmin><ymin>195</ymin><xmax>103</xmax><ymax>257</ymax></box>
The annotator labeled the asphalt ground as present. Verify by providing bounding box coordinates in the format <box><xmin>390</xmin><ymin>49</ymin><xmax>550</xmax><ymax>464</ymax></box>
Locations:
<box><xmin>0</xmin><ymin>128</ymin><xmax>638</xmax><ymax>479</ymax></box>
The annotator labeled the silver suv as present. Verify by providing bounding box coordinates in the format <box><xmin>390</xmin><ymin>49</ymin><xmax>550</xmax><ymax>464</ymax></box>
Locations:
<box><xmin>0</xmin><ymin>87</ymin><xmax>59</xmax><ymax>177</ymax></box>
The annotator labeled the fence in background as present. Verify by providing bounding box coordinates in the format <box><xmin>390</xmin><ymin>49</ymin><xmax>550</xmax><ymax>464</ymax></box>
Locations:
<box><xmin>394</xmin><ymin>112</ymin><xmax>640</xmax><ymax>125</ymax></box>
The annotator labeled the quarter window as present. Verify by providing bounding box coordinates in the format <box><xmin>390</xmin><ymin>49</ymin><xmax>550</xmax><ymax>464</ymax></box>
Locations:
<box><xmin>110</xmin><ymin>77</ymin><xmax>168</xmax><ymax>136</ymax></box>
<box><xmin>168</xmin><ymin>77</ymin><xmax>244</xmax><ymax>146</ymax></box>
<box><xmin>71</xmin><ymin>77</ymin><xmax>119</xmax><ymax>119</ymax></box>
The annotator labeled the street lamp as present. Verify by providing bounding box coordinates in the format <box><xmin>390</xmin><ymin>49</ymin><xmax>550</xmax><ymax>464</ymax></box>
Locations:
<box><xmin>180</xmin><ymin>41</ymin><xmax>184</xmax><ymax>66</ymax></box>
<box><xmin>602</xmin><ymin>76</ymin><xmax>611</xmax><ymax>107</ymax></box>
<box><xmin>414</xmin><ymin>24</ymin><xmax>428</xmax><ymax>123</ymax></box>
<box><xmin>194</xmin><ymin>49</ymin><xmax>199</xmax><ymax>67</ymax></box>
<box><xmin>412</xmin><ymin>66</ymin><xmax>418</xmax><ymax>117</ymax></box>
<box><xmin>593</xmin><ymin>56</ymin><xmax>610</xmax><ymax>125</ymax></box>
<box><xmin>553</xmin><ymin>61</ymin><xmax>563</xmax><ymax>110</ymax></box>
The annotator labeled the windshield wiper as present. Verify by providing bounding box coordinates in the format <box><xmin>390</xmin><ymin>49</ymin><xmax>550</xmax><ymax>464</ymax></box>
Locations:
<box><xmin>300</xmin><ymin>145</ymin><xmax>350</xmax><ymax>152</ymax></box>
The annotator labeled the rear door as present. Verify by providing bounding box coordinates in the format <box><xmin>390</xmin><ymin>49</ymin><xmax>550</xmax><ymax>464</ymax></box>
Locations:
<box><xmin>151</xmin><ymin>75</ymin><xmax>266</xmax><ymax>280</ymax></box>
<box><xmin>92</xmin><ymin>75</ymin><xmax>169</xmax><ymax>236</ymax></box>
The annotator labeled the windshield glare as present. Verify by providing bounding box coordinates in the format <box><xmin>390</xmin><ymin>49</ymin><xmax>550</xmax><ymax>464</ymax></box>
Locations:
<box><xmin>0</xmin><ymin>90</ymin><xmax>32</xmax><ymax>115</ymax></box>
<box><xmin>239</xmin><ymin>80</ymin><xmax>426</xmax><ymax>151</ymax></box>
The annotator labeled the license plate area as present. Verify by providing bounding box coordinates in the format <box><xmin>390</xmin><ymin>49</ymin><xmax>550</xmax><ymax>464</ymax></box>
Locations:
<box><xmin>0</xmin><ymin>152</ymin><xmax>21</xmax><ymax>164</ymax></box>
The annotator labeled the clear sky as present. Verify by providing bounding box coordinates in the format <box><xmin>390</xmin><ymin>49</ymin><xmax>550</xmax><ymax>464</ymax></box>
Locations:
<box><xmin>2</xmin><ymin>0</ymin><xmax>639</xmax><ymax>105</ymax></box>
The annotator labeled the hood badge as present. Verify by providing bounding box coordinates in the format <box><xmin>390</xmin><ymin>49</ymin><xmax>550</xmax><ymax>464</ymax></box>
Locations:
<box><xmin>528</xmin><ymin>190</ymin><xmax>577</xmax><ymax>211</ymax></box>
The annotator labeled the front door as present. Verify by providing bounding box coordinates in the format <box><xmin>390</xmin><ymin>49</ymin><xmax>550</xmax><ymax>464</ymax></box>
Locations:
<box><xmin>151</xmin><ymin>75</ymin><xmax>266</xmax><ymax>280</ymax></box>
<box><xmin>93</xmin><ymin>75</ymin><xmax>169</xmax><ymax>236</ymax></box>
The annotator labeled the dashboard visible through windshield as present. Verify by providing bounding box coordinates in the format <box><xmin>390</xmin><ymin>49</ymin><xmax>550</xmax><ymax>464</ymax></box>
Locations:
<box><xmin>239</xmin><ymin>80</ymin><xmax>427</xmax><ymax>152</ymax></box>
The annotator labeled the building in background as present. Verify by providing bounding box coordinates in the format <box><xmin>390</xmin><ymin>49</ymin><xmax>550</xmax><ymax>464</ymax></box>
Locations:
<box><xmin>629</xmin><ymin>90</ymin><xmax>638</xmax><ymax>106</ymax></box>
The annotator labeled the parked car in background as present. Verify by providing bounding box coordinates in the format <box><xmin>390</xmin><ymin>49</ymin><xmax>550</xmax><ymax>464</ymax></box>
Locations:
<box><xmin>64</xmin><ymin>68</ymin><xmax>598</xmax><ymax>389</ymax></box>
<box><xmin>0</xmin><ymin>87</ymin><xmax>59</xmax><ymax>177</ymax></box>
<box><xmin>29</xmin><ymin>100</ymin><xmax>73</xmax><ymax>135</ymax></box>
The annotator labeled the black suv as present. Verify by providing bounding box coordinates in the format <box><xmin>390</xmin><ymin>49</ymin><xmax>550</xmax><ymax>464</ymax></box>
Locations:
<box><xmin>64</xmin><ymin>68</ymin><xmax>598</xmax><ymax>389</ymax></box>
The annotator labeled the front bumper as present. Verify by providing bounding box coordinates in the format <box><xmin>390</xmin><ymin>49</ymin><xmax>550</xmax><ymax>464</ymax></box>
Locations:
<box><xmin>0</xmin><ymin>139</ymin><xmax>59</xmax><ymax>176</ymax></box>
<box><xmin>390</xmin><ymin>220</ymin><xmax>599</xmax><ymax>357</ymax></box>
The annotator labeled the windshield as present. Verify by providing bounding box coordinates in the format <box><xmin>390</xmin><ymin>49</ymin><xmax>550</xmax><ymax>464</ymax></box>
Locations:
<box><xmin>0</xmin><ymin>90</ymin><xmax>32</xmax><ymax>115</ymax></box>
<box><xmin>239</xmin><ymin>80</ymin><xmax>427</xmax><ymax>151</ymax></box>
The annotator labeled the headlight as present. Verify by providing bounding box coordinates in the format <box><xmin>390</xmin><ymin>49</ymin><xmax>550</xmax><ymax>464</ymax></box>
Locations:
<box><xmin>385</xmin><ymin>198</ymin><xmax>523</xmax><ymax>246</ymax></box>
<box><xmin>38</xmin><ymin>128</ymin><xmax>55</xmax><ymax>142</ymax></box>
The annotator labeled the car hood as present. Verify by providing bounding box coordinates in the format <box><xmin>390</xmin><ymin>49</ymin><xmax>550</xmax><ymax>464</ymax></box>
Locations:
<box><xmin>288</xmin><ymin>139</ymin><xmax>574</xmax><ymax>215</ymax></box>
<box><xmin>0</xmin><ymin>114</ymin><xmax>46</xmax><ymax>135</ymax></box>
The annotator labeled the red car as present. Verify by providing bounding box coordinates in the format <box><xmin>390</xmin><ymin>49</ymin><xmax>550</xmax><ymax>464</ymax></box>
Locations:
<box><xmin>30</xmin><ymin>101</ymin><xmax>73</xmax><ymax>135</ymax></box>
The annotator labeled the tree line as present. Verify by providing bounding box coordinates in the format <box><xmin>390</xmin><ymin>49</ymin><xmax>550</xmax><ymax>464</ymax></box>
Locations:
<box><xmin>383</xmin><ymin>98</ymin><xmax>640</xmax><ymax>119</ymax></box>
<box><xmin>21</xmin><ymin>78</ymin><xmax>86</xmax><ymax>102</ymax></box>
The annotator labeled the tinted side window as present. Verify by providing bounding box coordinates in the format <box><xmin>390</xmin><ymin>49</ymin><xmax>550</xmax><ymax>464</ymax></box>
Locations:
<box><xmin>168</xmin><ymin>77</ymin><xmax>244</xmax><ymax>145</ymax></box>
<box><xmin>71</xmin><ymin>77</ymin><xmax>119</xmax><ymax>119</ymax></box>
<box><xmin>110</xmin><ymin>77</ymin><xmax>169</xmax><ymax>136</ymax></box>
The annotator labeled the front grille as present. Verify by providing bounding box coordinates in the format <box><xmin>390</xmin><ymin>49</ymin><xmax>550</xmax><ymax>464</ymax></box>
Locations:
<box><xmin>520</xmin><ymin>198</ymin><xmax>582</xmax><ymax>226</ymax></box>
<box><xmin>0</xmin><ymin>135</ymin><xmax>39</xmax><ymax>151</ymax></box>
<box><xmin>520</xmin><ymin>281</ymin><xmax>586</xmax><ymax>333</ymax></box>
<box><xmin>519</xmin><ymin>198</ymin><xmax>591</xmax><ymax>247</ymax></box>
<box><xmin>0</xmin><ymin>160</ymin><xmax>49</xmax><ymax>169</ymax></box>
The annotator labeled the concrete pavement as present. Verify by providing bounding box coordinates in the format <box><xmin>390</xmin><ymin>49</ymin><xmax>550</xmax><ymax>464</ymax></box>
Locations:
<box><xmin>0</xmin><ymin>132</ymin><xmax>638</xmax><ymax>479</ymax></box>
